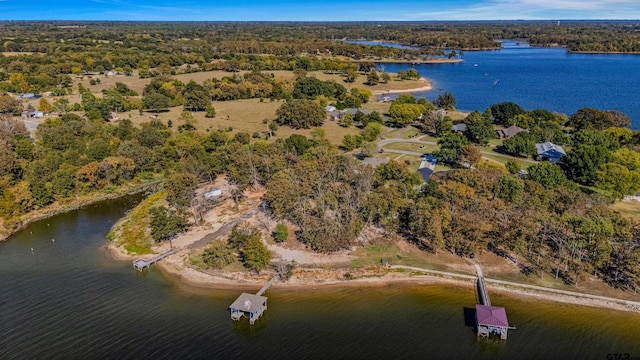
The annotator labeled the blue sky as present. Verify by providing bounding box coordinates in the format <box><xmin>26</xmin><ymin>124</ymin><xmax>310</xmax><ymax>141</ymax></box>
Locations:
<box><xmin>2</xmin><ymin>0</ymin><xmax>639</xmax><ymax>21</ymax></box>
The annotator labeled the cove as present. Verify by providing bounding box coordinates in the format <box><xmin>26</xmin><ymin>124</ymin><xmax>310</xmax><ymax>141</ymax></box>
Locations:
<box><xmin>0</xmin><ymin>196</ymin><xmax>639</xmax><ymax>359</ymax></box>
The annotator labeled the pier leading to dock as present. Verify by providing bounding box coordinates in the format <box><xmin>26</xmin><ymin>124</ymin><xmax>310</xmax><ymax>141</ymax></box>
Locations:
<box><xmin>133</xmin><ymin>249</ymin><xmax>178</xmax><ymax>271</ymax></box>
<box><xmin>473</xmin><ymin>264</ymin><xmax>514</xmax><ymax>340</ymax></box>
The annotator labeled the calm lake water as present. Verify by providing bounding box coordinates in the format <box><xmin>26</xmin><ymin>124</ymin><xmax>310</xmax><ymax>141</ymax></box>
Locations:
<box><xmin>352</xmin><ymin>40</ymin><xmax>640</xmax><ymax>129</ymax></box>
<box><xmin>1</xmin><ymin>197</ymin><xmax>640</xmax><ymax>359</ymax></box>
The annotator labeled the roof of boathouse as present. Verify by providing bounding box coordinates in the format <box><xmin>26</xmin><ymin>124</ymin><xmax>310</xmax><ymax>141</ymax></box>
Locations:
<box><xmin>475</xmin><ymin>305</ymin><xmax>509</xmax><ymax>328</ymax></box>
<box><xmin>229</xmin><ymin>293</ymin><xmax>267</xmax><ymax>313</ymax></box>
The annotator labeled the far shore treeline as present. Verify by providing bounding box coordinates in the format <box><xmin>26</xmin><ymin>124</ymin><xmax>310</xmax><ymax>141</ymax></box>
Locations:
<box><xmin>1</xmin><ymin>21</ymin><xmax>639</xmax><ymax>295</ymax></box>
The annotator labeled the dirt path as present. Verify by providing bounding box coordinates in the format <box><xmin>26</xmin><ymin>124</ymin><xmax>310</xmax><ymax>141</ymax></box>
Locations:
<box><xmin>390</xmin><ymin>265</ymin><xmax>640</xmax><ymax>312</ymax></box>
<box><xmin>187</xmin><ymin>206</ymin><xmax>261</xmax><ymax>249</ymax></box>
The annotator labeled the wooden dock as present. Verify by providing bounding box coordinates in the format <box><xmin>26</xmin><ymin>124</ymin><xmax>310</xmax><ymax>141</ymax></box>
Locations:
<box><xmin>475</xmin><ymin>264</ymin><xmax>491</xmax><ymax>306</ymax></box>
<box><xmin>256</xmin><ymin>275</ymin><xmax>278</xmax><ymax>296</ymax></box>
<box><xmin>133</xmin><ymin>249</ymin><xmax>178</xmax><ymax>271</ymax></box>
<box><xmin>474</xmin><ymin>264</ymin><xmax>514</xmax><ymax>340</ymax></box>
<box><xmin>229</xmin><ymin>275</ymin><xmax>278</xmax><ymax>324</ymax></box>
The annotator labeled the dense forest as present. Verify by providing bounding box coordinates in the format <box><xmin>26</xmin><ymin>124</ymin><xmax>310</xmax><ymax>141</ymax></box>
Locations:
<box><xmin>1</xmin><ymin>22</ymin><xmax>640</xmax><ymax>293</ymax></box>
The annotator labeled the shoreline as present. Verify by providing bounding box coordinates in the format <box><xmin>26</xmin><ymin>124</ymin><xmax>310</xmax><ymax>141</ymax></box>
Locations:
<box><xmin>372</xmin><ymin>58</ymin><xmax>463</xmax><ymax>64</ymax></box>
<box><xmin>0</xmin><ymin>180</ymin><xmax>162</xmax><ymax>242</ymax></box>
<box><xmin>109</xmin><ymin>244</ymin><xmax>640</xmax><ymax>314</ymax></box>
<box><xmin>372</xmin><ymin>77</ymin><xmax>432</xmax><ymax>95</ymax></box>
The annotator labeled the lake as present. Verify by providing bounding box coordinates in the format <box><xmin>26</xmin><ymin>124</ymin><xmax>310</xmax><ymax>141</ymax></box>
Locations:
<box><xmin>351</xmin><ymin>40</ymin><xmax>640</xmax><ymax>129</ymax></box>
<box><xmin>1</xmin><ymin>197</ymin><xmax>639</xmax><ymax>359</ymax></box>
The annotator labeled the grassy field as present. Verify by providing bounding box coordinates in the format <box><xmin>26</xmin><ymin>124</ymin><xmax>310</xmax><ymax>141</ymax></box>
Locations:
<box><xmin>66</xmin><ymin>69</ymin><xmax>435</xmax><ymax>146</ymax></box>
<box><xmin>480</xmin><ymin>153</ymin><xmax>535</xmax><ymax>169</ymax></box>
<box><xmin>383</xmin><ymin>142</ymin><xmax>439</xmax><ymax>154</ymax></box>
<box><xmin>610</xmin><ymin>200</ymin><xmax>640</xmax><ymax>221</ymax></box>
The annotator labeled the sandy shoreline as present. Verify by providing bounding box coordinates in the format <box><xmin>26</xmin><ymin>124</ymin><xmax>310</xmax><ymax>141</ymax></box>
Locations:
<box><xmin>372</xmin><ymin>77</ymin><xmax>432</xmax><ymax>95</ymax></box>
<box><xmin>108</xmin><ymin>243</ymin><xmax>640</xmax><ymax>314</ymax></box>
<box><xmin>105</xmin><ymin>180</ymin><xmax>640</xmax><ymax>315</ymax></box>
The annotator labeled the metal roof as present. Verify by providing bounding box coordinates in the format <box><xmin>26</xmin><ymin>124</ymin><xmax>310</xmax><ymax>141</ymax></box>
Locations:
<box><xmin>476</xmin><ymin>305</ymin><xmax>510</xmax><ymax>328</ymax></box>
<box><xmin>229</xmin><ymin>293</ymin><xmax>267</xmax><ymax>313</ymax></box>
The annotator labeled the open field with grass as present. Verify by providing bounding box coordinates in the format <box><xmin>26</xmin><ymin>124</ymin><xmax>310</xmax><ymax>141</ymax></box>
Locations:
<box><xmin>61</xmin><ymin>69</ymin><xmax>444</xmax><ymax>146</ymax></box>
<box><xmin>383</xmin><ymin>142</ymin><xmax>439</xmax><ymax>154</ymax></box>
<box><xmin>481</xmin><ymin>153</ymin><xmax>535</xmax><ymax>168</ymax></box>
<box><xmin>610</xmin><ymin>200</ymin><xmax>640</xmax><ymax>221</ymax></box>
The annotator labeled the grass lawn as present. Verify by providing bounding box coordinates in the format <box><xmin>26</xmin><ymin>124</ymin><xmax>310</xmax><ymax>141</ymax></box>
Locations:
<box><xmin>383</xmin><ymin>142</ymin><xmax>439</xmax><ymax>154</ymax></box>
<box><xmin>481</xmin><ymin>153</ymin><xmax>534</xmax><ymax>168</ymax></box>
<box><xmin>350</xmin><ymin>243</ymin><xmax>472</xmax><ymax>274</ymax></box>
<box><xmin>610</xmin><ymin>200</ymin><xmax>640</xmax><ymax>221</ymax></box>
<box><xmin>401</xmin><ymin>128</ymin><xmax>422</xmax><ymax>139</ymax></box>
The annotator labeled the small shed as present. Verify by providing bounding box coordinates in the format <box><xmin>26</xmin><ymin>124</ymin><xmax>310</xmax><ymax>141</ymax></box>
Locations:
<box><xmin>204</xmin><ymin>188</ymin><xmax>222</xmax><ymax>199</ymax></box>
<box><xmin>229</xmin><ymin>293</ymin><xmax>268</xmax><ymax>324</ymax></box>
<box><xmin>21</xmin><ymin>109</ymin><xmax>44</xmax><ymax>118</ymax></box>
<box><xmin>476</xmin><ymin>304</ymin><xmax>511</xmax><ymax>339</ymax></box>
<box><xmin>452</xmin><ymin>123</ymin><xmax>467</xmax><ymax>133</ymax></box>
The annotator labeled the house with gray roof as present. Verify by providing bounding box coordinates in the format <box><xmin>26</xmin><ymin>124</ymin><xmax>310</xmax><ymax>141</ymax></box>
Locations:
<box><xmin>536</xmin><ymin>142</ymin><xmax>566</xmax><ymax>164</ymax></box>
<box><xmin>452</xmin><ymin>123</ymin><xmax>467</xmax><ymax>133</ymax></box>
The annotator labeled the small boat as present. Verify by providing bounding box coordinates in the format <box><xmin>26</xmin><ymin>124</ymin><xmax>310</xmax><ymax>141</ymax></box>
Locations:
<box><xmin>493</xmin><ymin>79</ymin><xmax>500</xmax><ymax>87</ymax></box>
<box><xmin>473</xmin><ymin>64</ymin><xmax>478</xmax><ymax>67</ymax></box>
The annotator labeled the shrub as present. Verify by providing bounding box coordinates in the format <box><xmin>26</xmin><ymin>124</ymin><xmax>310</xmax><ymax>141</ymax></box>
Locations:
<box><xmin>272</xmin><ymin>223</ymin><xmax>289</xmax><ymax>243</ymax></box>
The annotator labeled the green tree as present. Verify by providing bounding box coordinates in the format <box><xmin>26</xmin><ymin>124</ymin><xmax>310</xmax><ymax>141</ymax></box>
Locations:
<box><xmin>366</xmin><ymin>70</ymin><xmax>380</xmax><ymax>85</ymax></box>
<box><xmin>434</xmin><ymin>92</ymin><xmax>456</xmax><ymax>110</ymax></box>
<box><xmin>435</xmin><ymin>115</ymin><xmax>453</xmax><ymax>137</ymax></box>
<box><xmin>341</xmin><ymin>134</ymin><xmax>364</xmax><ymax>151</ymax></box>
<box><xmin>362</xmin><ymin>122</ymin><xmax>383</xmax><ymax>142</ymax></box>
<box><xmin>143</xmin><ymin>92</ymin><xmax>171</xmax><ymax>113</ymax></box>
<box><xmin>564</xmin><ymin>145</ymin><xmax>611</xmax><ymax>185</ymax></box>
<box><xmin>502</xmin><ymin>132</ymin><xmax>537</xmax><ymax>157</ymax></box>
<box><xmin>567</xmin><ymin>108</ymin><xmax>618</xmax><ymax>130</ymax></box>
<box><xmin>595</xmin><ymin>163</ymin><xmax>640</xmax><ymax>198</ymax></box>
<box><xmin>241</xmin><ymin>236</ymin><xmax>272</xmax><ymax>273</ymax></box>
<box><xmin>495</xmin><ymin>175</ymin><xmax>524</xmax><ymax>202</ymax></box>
<box><xmin>527</xmin><ymin>162</ymin><xmax>567</xmax><ymax>189</ymax></box>
<box><xmin>388</xmin><ymin>103</ymin><xmax>425</xmax><ymax>126</ymax></box>
<box><xmin>183</xmin><ymin>81</ymin><xmax>211</xmax><ymax>111</ymax></box>
<box><xmin>201</xmin><ymin>241</ymin><xmax>235</xmax><ymax>269</ymax></box>
<box><xmin>275</xmin><ymin>100</ymin><xmax>325</xmax><ymax>129</ymax></box>
<box><xmin>38</xmin><ymin>98</ymin><xmax>52</xmax><ymax>113</ymax></box>
<box><xmin>165</xmin><ymin>173</ymin><xmax>198</xmax><ymax>208</ymax></box>
<box><xmin>464</xmin><ymin>110</ymin><xmax>496</xmax><ymax>145</ymax></box>
<box><xmin>205</xmin><ymin>105</ymin><xmax>216</xmax><ymax>118</ymax></box>
<box><xmin>489</xmin><ymin>102</ymin><xmax>525</xmax><ymax>126</ymax></box>
<box><xmin>149</xmin><ymin>206</ymin><xmax>189</xmax><ymax>242</ymax></box>
<box><xmin>435</xmin><ymin>132</ymin><xmax>469</xmax><ymax>165</ymax></box>
<box><xmin>272</xmin><ymin>223</ymin><xmax>289</xmax><ymax>243</ymax></box>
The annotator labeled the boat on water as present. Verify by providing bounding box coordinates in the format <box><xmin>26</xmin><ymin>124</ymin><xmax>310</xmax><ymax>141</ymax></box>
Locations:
<box><xmin>493</xmin><ymin>79</ymin><xmax>500</xmax><ymax>87</ymax></box>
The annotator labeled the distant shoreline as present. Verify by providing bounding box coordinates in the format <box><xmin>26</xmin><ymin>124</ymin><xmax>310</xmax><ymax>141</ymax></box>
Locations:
<box><xmin>373</xmin><ymin>58</ymin><xmax>463</xmax><ymax>64</ymax></box>
<box><xmin>372</xmin><ymin>77</ymin><xmax>432</xmax><ymax>95</ymax></box>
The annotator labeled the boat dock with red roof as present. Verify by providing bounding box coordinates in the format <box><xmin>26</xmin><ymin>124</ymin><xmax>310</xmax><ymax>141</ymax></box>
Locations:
<box><xmin>474</xmin><ymin>264</ymin><xmax>515</xmax><ymax>340</ymax></box>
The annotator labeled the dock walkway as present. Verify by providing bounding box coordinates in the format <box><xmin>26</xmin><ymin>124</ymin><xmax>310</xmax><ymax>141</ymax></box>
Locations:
<box><xmin>133</xmin><ymin>248</ymin><xmax>178</xmax><ymax>271</ymax></box>
<box><xmin>474</xmin><ymin>264</ymin><xmax>491</xmax><ymax>306</ymax></box>
<box><xmin>256</xmin><ymin>275</ymin><xmax>278</xmax><ymax>296</ymax></box>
